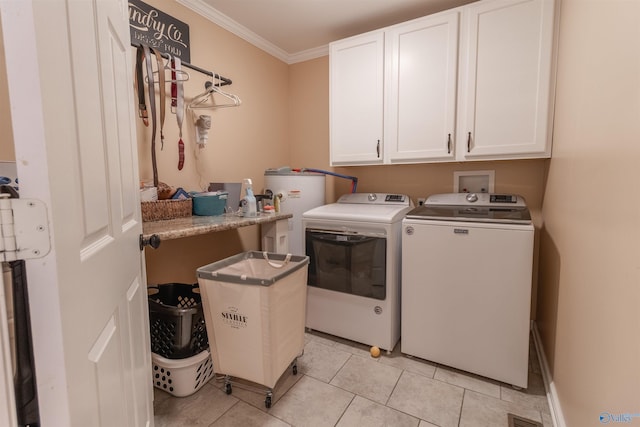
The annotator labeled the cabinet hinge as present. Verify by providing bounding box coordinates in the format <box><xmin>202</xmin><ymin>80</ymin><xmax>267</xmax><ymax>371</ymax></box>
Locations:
<box><xmin>0</xmin><ymin>194</ymin><xmax>51</xmax><ymax>261</ymax></box>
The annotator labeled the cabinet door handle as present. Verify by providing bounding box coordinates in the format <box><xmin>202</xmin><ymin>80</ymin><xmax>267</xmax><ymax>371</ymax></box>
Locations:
<box><xmin>447</xmin><ymin>134</ymin><xmax>451</xmax><ymax>154</ymax></box>
<box><xmin>467</xmin><ymin>132</ymin><xmax>472</xmax><ymax>153</ymax></box>
<box><xmin>376</xmin><ymin>140</ymin><xmax>380</xmax><ymax>158</ymax></box>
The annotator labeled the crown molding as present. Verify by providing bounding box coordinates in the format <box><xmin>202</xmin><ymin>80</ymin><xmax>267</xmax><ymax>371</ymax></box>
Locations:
<box><xmin>287</xmin><ymin>45</ymin><xmax>329</xmax><ymax>64</ymax></box>
<box><xmin>176</xmin><ymin>0</ymin><xmax>327</xmax><ymax>64</ymax></box>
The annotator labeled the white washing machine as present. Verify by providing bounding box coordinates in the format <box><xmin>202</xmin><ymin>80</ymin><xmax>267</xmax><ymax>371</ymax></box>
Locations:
<box><xmin>303</xmin><ymin>193</ymin><xmax>413</xmax><ymax>352</ymax></box>
<box><xmin>401</xmin><ymin>193</ymin><xmax>534</xmax><ymax>388</ymax></box>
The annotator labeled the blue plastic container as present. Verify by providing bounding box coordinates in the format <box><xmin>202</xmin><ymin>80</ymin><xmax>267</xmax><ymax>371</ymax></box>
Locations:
<box><xmin>191</xmin><ymin>192</ymin><xmax>228</xmax><ymax>216</ymax></box>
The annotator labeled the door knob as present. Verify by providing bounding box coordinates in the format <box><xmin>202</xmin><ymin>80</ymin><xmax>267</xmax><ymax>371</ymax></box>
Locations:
<box><xmin>139</xmin><ymin>234</ymin><xmax>161</xmax><ymax>250</ymax></box>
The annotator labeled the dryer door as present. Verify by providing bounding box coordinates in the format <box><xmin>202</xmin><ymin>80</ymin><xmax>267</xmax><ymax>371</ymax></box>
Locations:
<box><xmin>305</xmin><ymin>229</ymin><xmax>387</xmax><ymax>300</ymax></box>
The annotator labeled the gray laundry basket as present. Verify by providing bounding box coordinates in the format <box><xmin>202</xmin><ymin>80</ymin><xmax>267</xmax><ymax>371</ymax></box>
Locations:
<box><xmin>197</xmin><ymin>251</ymin><xmax>309</xmax><ymax>408</ymax></box>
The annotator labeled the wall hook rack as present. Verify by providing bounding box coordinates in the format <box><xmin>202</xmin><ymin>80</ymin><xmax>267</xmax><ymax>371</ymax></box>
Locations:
<box><xmin>131</xmin><ymin>43</ymin><xmax>232</xmax><ymax>86</ymax></box>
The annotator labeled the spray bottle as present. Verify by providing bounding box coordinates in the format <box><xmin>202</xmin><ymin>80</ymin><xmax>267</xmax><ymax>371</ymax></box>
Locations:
<box><xmin>241</xmin><ymin>178</ymin><xmax>257</xmax><ymax>217</ymax></box>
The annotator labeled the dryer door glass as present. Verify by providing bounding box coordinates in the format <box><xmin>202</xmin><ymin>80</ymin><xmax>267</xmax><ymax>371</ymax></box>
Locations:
<box><xmin>305</xmin><ymin>230</ymin><xmax>387</xmax><ymax>300</ymax></box>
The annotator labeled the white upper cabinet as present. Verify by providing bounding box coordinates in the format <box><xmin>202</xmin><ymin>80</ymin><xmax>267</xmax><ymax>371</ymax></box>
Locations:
<box><xmin>329</xmin><ymin>0</ymin><xmax>557</xmax><ymax>166</ymax></box>
<box><xmin>386</xmin><ymin>11</ymin><xmax>459</xmax><ymax>163</ymax></box>
<box><xmin>456</xmin><ymin>0</ymin><xmax>557</xmax><ymax>161</ymax></box>
<box><xmin>330</xmin><ymin>32</ymin><xmax>384</xmax><ymax>165</ymax></box>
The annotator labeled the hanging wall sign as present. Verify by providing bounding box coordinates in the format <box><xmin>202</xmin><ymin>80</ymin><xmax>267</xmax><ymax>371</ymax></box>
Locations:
<box><xmin>128</xmin><ymin>0</ymin><xmax>191</xmax><ymax>63</ymax></box>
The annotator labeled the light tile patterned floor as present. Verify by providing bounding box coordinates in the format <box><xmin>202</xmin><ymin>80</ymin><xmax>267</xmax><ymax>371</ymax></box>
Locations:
<box><xmin>154</xmin><ymin>331</ymin><xmax>551</xmax><ymax>427</ymax></box>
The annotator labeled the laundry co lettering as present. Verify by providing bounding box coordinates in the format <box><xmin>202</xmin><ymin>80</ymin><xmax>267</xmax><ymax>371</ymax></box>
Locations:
<box><xmin>129</xmin><ymin>5</ymin><xmax>187</xmax><ymax>47</ymax></box>
<box><xmin>128</xmin><ymin>0</ymin><xmax>191</xmax><ymax>62</ymax></box>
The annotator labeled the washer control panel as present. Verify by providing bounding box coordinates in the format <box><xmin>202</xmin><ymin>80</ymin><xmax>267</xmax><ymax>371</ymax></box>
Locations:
<box><xmin>490</xmin><ymin>194</ymin><xmax>517</xmax><ymax>203</ymax></box>
<box><xmin>424</xmin><ymin>193</ymin><xmax>526</xmax><ymax>208</ymax></box>
<box><xmin>385</xmin><ymin>194</ymin><xmax>406</xmax><ymax>203</ymax></box>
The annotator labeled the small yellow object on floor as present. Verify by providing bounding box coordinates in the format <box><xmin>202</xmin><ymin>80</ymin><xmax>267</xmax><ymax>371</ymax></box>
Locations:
<box><xmin>370</xmin><ymin>346</ymin><xmax>381</xmax><ymax>358</ymax></box>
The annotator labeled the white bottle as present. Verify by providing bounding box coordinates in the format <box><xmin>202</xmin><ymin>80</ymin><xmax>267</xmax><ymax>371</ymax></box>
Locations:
<box><xmin>241</xmin><ymin>178</ymin><xmax>257</xmax><ymax>217</ymax></box>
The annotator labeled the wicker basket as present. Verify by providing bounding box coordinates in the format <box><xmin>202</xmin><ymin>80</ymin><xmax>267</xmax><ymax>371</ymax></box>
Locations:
<box><xmin>141</xmin><ymin>199</ymin><xmax>192</xmax><ymax>222</ymax></box>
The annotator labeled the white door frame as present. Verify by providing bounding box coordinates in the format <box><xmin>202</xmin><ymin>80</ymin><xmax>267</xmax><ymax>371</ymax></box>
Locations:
<box><xmin>1</xmin><ymin>2</ymin><xmax>71</xmax><ymax>423</ymax></box>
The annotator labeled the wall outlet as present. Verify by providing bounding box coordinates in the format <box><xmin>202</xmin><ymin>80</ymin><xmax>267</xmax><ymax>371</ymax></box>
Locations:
<box><xmin>417</xmin><ymin>198</ymin><xmax>426</xmax><ymax>206</ymax></box>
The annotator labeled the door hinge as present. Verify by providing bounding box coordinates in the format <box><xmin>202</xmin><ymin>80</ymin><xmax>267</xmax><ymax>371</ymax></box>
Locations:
<box><xmin>0</xmin><ymin>194</ymin><xmax>51</xmax><ymax>261</ymax></box>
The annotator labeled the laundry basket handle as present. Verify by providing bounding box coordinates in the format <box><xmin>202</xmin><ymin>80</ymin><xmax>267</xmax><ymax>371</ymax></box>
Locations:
<box><xmin>262</xmin><ymin>252</ymin><xmax>291</xmax><ymax>268</ymax></box>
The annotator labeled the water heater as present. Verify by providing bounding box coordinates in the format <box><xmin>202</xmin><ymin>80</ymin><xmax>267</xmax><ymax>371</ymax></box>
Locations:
<box><xmin>264</xmin><ymin>168</ymin><xmax>326</xmax><ymax>256</ymax></box>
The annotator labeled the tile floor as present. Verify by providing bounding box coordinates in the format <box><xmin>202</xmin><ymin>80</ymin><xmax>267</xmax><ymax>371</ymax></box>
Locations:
<box><xmin>154</xmin><ymin>331</ymin><xmax>552</xmax><ymax>427</ymax></box>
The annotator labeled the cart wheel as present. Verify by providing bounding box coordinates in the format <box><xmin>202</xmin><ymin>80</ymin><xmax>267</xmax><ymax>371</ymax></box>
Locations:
<box><xmin>265</xmin><ymin>395</ymin><xmax>272</xmax><ymax>408</ymax></box>
<box><xmin>225</xmin><ymin>383</ymin><xmax>232</xmax><ymax>395</ymax></box>
<box><xmin>292</xmin><ymin>364</ymin><xmax>298</xmax><ymax>375</ymax></box>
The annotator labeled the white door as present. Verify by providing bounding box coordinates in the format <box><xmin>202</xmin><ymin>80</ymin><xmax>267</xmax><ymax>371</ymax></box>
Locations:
<box><xmin>456</xmin><ymin>0</ymin><xmax>556</xmax><ymax>160</ymax></box>
<box><xmin>0</xmin><ymin>1</ymin><xmax>153</xmax><ymax>426</ymax></box>
<box><xmin>386</xmin><ymin>11</ymin><xmax>459</xmax><ymax>163</ymax></box>
<box><xmin>330</xmin><ymin>32</ymin><xmax>385</xmax><ymax>165</ymax></box>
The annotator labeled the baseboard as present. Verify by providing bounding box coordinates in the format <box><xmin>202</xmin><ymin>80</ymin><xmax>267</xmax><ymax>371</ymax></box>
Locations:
<box><xmin>531</xmin><ymin>321</ymin><xmax>567</xmax><ymax>427</ymax></box>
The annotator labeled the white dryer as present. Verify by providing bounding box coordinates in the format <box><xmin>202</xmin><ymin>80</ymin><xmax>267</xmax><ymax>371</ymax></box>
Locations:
<box><xmin>401</xmin><ymin>193</ymin><xmax>534</xmax><ymax>388</ymax></box>
<box><xmin>303</xmin><ymin>193</ymin><xmax>413</xmax><ymax>352</ymax></box>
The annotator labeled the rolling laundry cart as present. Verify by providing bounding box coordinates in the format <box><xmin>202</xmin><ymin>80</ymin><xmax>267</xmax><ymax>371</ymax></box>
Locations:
<box><xmin>197</xmin><ymin>251</ymin><xmax>309</xmax><ymax>408</ymax></box>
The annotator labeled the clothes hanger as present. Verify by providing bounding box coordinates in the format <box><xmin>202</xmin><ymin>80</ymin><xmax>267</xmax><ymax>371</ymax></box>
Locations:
<box><xmin>188</xmin><ymin>79</ymin><xmax>241</xmax><ymax>110</ymax></box>
<box><xmin>165</xmin><ymin>55</ymin><xmax>190</xmax><ymax>82</ymax></box>
<box><xmin>145</xmin><ymin>54</ymin><xmax>190</xmax><ymax>83</ymax></box>
<box><xmin>210</xmin><ymin>83</ymin><xmax>241</xmax><ymax>107</ymax></box>
<box><xmin>188</xmin><ymin>79</ymin><xmax>241</xmax><ymax>109</ymax></box>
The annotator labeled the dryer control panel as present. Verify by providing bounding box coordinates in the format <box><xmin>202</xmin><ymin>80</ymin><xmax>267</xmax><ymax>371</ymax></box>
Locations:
<box><xmin>337</xmin><ymin>193</ymin><xmax>411</xmax><ymax>206</ymax></box>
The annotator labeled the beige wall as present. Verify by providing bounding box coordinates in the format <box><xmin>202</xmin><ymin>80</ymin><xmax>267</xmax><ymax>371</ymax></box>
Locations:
<box><xmin>537</xmin><ymin>1</ymin><xmax>640</xmax><ymax>426</ymax></box>
<box><xmin>140</xmin><ymin>0</ymin><xmax>290</xmax><ymax>283</ymax></box>
<box><xmin>137</xmin><ymin>1</ymin><xmax>289</xmax><ymax>195</ymax></box>
<box><xmin>288</xmin><ymin>56</ymin><xmax>339</xmax><ymax>202</ymax></box>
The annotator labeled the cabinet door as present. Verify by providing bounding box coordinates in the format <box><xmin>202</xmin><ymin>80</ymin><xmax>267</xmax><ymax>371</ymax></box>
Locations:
<box><xmin>330</xmin><ymin>32</ymin><xmax>384</xmax><ymax>165</ymax></box>
<box><xmin>386</xmin><ymin>12</ymin><xmax>459</xmax><ymax>163</ymax></box>
<box><xmin>457</xmin><ymin>0</ymin><xmax>556</xmax><ymax>160</ymax></box>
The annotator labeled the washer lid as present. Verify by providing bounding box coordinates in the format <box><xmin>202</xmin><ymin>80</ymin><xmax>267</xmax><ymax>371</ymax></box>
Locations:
<box><xmin>405</xmin><ymin>193</ymin><xmax>531</xmax><ymax>224</ymax></box>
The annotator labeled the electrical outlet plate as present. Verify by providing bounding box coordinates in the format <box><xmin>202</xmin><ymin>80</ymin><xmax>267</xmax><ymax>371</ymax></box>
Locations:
<box><xmin>454</xmin><ymin>170</ymin><xmax>495</xmax><ymax>193</ymax></box>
